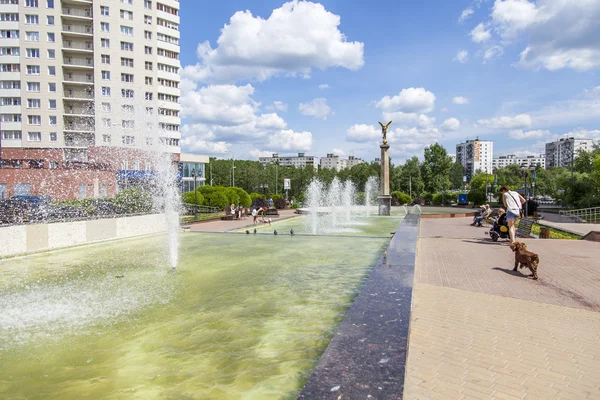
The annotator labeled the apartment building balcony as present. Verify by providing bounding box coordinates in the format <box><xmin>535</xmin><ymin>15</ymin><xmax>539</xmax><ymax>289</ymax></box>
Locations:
<box><xmin>64</xmin><ymin>132</ymin><xmax>95</xmax><ymax>147</ymax></box>
<box><xmin>63</xmin><ymin>73</ymin><xmax>94</xmax><ymax>85</ymax></box>
<box><xmin>61</xmin><ymin>23</ymin><xmax>93</xmax><ymax>37</ymax></box>
<box><xmin>64</xmin><ymin>89</ymin><xmax>94</xmax><ymax>100</ymax></box>
<box><xmin>62</xmin><ymin>40</ymin><xmax>93</xmax><ymax>53</ymax></box>
<box><xmin>64</xmin><ymin>106</ymin><xmax>94</xmax><ymax>116</ymax></box>
<box><xmin>61</xmin><ymin>7</ymin><xmax>93</xmax><ymax>20</ymax></box>
<box><xmin>63</xmin><ymin>56</ymin><xmax>94</xmax><ymax>69</ymax></box>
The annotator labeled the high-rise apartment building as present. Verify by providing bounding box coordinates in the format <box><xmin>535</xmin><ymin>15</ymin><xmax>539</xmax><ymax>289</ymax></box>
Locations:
<box><xmin>320</xmin><ymin>153</ymin><xmax>364</xmax><ymax>171</ymax></box>
<box><xmin>455</xmin><ymin>138</ymin><xmax>493</xmax><ymax>181</ymax></box>
<box><xmin>258</xmin><ymin>152</ymin><xmax>317</xmax><ymax>168</ymax></box>
<box><xmin>545</xmin><ymin>137</ymin><xmax>594</xmax><ymax>169</ymax></box>
<box><xmin>0</xmin><ymin>0</ymin><xmax>181</xmax><ymax>200</ymax></box>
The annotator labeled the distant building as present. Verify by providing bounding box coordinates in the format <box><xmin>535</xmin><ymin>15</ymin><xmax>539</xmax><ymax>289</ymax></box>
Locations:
<box><xmin>456</xmin><ymin>138</ymin><xmax>493</xmax><ymax>181</ymax></box>
<box><xmin>179</xmin><ymin>154</ymin><xmax>209</xmax><ymax>193</ymax></box>
<box><xmin>320</xmin><ymin>154</ymin><xmax>364</xmax><ymax>171</ymax></box>
<box><xmin>492</xmin><ymin>154</ymin><xmax>545</xmax><ymax>171</ymax></box>
<box><xmin>258</xmin><ymin>152</ymin><xmax>316</xmax><ymax>168</ymax></box>
<box><xmin>545</xmin><ymin>138</ymin><xmax>595</xmax><ymax>169</ymax></box>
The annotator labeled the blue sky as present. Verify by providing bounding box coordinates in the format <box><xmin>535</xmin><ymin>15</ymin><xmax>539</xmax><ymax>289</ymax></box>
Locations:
<box><xmin>178</xmin><ymin>0</ymin><xmax>600</xmax><ymax>163</ymax></box>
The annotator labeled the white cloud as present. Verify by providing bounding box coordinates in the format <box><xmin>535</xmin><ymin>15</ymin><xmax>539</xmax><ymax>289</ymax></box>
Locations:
<box><xmin>331</xmin><ymin>148</ymin><xmax>346</xmax><ymax>156</ymax></box>
<box><xmin>470</xmin><ymin>23</ymin><xmax>491</xmax><ymax>43</ymax></box>
<box><xmin>483</xmin><ymin>45</ymin><xmax>504</xmax><ymax>62</ymax></box>
<box><xmin>508</xmin><ymin>129</ymin><xmax>550</xmax><ymax>140</ymax></box>
<box><xmin>318</xmin><ymin>84</ymin><xmax>330</xmax><ymax>90</ymax></box>
<box><xmin>376</xmin><ymin>88</ymin><xmax>436</xmax><ymax>114</ymax></box>
<box><xmin>561</xmin><ymin>128</ymin><xmax>600</xmax><ymax>141</ymax></box>
<box><xmin>298</xmin><ymin>98</ymin><xmax>333</xmax><ymax>120</ymax></box>
<box><xmin>474</xmin><ymin>0</ymin><xmax>600</xmax><ymax>71</ymax></box>
<box><xmin>270</xmin><ymin>129</ymin><xmax>312</xmax><ymax>150</ymax></box>
<box><xmin>440</xmin><ymin>118</ymin><xmax>461</xmax><ymax>131</ymax></box>
<box><xmin>477</xmin><ymin>113</ymin><xmax>532</xmax><ymax>129</ymax></box>
<box><xmin>530</xmin><ymin>86</ymin><xmax>600</xmax><ymax>126</ymax></box>
<box><xmin>346</xmin><ymin>124</ymin><xmax>380</xmax><ymax>143</ymax></box>
<box><xmin>250</xmin><ymin>149</ymin><xmax>275</xmax><ymax>158</ymax></box>
<box><xmin>454</xmin><ymin>49</ymin><xmax>469</xmax><ymax>63</ymax></box>
<box><xmin>459</xmin><ymin>8</ymin><xmax>474</xmax><ymax>23</ymax></box>
<box><xmin>180</xmin><ymin>83</ymin><xmax>312</xmax><ymax>153</ymax></box>
<box><xmin>453</xmin><ymin>96</ymin><xmax>470</xmax><ymax>105</ymax></box>
<box><xmin>182</xmin><ymin>1</ymin><xmax>365</xmax><ymax>83</ymax></box>
<box><xmin>266</xmin><ymin>101</ymin><xmax>288</xmax><ymax>112</ymax></box>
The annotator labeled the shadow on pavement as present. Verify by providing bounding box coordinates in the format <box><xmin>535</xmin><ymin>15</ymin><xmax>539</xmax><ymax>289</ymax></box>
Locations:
<box><xmin>462</xmin><ymin>239</ymin><xmax>508</xmax><ymax>246</ymax></box>
<box><xmin>492</xmin><ymin>266</ymin><xmax>531</xmax><ymax>279</ymax></box>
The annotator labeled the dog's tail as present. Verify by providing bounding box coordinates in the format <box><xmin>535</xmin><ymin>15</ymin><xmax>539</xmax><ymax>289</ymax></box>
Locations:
<box><xmin>532</xmin><ymin>254</ymin><xmax>539</xmax><ymax>268</ymax></box>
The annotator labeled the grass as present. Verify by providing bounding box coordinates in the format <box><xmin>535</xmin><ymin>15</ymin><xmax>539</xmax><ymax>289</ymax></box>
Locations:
<box><xmin>181</xmin><ymin>213</ymin><xmax>223</xmax><ymax>223</ymax></box>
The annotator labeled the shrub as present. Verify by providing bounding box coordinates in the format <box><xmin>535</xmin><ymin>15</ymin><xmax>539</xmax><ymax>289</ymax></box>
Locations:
<box><xmin>274</xmin><ymin>198</ymin><xmax>286</xmax><ymax>209</ymax></box>
<box><xmin>203</xmin><ymin>190</ymin><xmax>229</xmax><ymax>209</ymax></box>
<box><xmin>391</xmin><ymin>191</ymin><xmax>412</xmax><ymax>205</ymax></box>
<box><xmin>251</xmin><ymin>197</ymin><xmax>268</xmax><ymax>209</ymax></box>
<box><xmin>182</xmin><ymin>191</ymin><xmax>205</xmax><ymax>206</ymax></box>
<box><xmin>290</xmin><ymin>202</ymin><xmax>301</xmax><ymax>209</ymax></box>
<box><xmin>467</xmin><ymin>189</ymin><xmax>486</xmax><ymax>206</ymax></box>
<box><xmin>250</xmin><ymin>192</ymin><xmax>264</xmax><ymax>201</ymax></box>
<box><xmin>271</xmin><ymin>194</ymin><xmax>283</xmax><ymax>200</ymax></box>
<box><xmin>113</xmin><ymin>187</ymin><xmax>153</xmax><ymax>214</ymax></box>
<box><xmin>432</xmin><ymin>191</ymin><xmax>456</xmax><ymax>206</ymax></box>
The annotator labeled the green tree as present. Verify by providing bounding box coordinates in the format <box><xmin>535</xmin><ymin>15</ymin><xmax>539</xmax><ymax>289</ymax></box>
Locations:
<box><xmin>421</xmin><ymin>143</ymin><xmax>452</xmax><ymax>193</ymax></box>
<box><xmin>399</xmin><ymin>156</ymin><xmax>424</xmax><ymax>196</ymax></box>
<box><xmin>449</xmin><ymin>161</ymin><xmax>465</xmax><ymax>190</ymax></box>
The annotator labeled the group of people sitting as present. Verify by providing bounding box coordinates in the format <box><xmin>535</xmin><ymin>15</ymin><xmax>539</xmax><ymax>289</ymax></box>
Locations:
<box><xmin>471</xmin><ymin>204</ymin><xmax>507</xmax><ymax>227</ymax></box>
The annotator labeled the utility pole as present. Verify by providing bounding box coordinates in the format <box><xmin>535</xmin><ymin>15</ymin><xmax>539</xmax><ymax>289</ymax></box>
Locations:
<box><xmin>232</xmin><ymin>157</ymin><xmax>235</xmax><ymax>187</ymax></box>
<box><xmin>276</xmin><ymin>162</ymin><xmax>278</xmax><ymax>195</ymax></box>
<box><xmin>409</xmin><ymin>176</ymin><xmax>412</xmax><ymax>198</ymax></box>
<box><xmin>210</xmin><ymin>161</ymin><xmax>213</xmax><ymax>186</ymax></box>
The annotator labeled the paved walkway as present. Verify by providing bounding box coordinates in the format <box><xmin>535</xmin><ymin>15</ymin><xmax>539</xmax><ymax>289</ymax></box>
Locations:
<box><xmin>186</xmin><ymin>209</ymin><xmax>298</xmax><ymax>233</ymax></box>
<box><xmin>404</xmin><ymin>217</ymin><xmax>600</xmax><ymax>399</ymax></box>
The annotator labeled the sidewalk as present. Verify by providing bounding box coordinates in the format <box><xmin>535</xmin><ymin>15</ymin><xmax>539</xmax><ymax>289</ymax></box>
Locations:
<box><xmin>186</xmin><ymin>209</ymin><xmax>298</xmax><ymax>233</ymax></box>
<box><xmin>404</xmin><ymin>217</ymin><xmax>600</xmax><ymax>399</ymax></box>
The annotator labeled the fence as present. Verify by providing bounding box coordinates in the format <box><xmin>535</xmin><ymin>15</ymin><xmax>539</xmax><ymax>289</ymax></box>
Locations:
<box><xmin>559</xmin><ymin>206</ymin><xmax>600</xmax><ymax>223</ymax></box>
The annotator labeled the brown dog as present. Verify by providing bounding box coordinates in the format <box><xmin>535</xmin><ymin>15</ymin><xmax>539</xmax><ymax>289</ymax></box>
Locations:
<box><xmin>509</xmin><ymin>242</ymin><xmax>539</xmax><ymax>280</ymax></box>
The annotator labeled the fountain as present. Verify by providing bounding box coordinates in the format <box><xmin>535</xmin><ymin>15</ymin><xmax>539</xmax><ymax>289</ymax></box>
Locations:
<box><xmin>365</xmin><ymin>176</ymin><xmax>379</xmax><ymax>217</ymax></box>
<box><xmin>329</xmin><ymin>177</ymin><xmax>342</xmax><ymax>228</ymax></box>
<box><xmin>411</xmin><ymin>204</ymin><xmax>423</xmax><ymax>214</ymax></box>
<box><xmin>342</xmin><ymin>179</ymin><xmax>356</xmax><ymax>223</ymax></box>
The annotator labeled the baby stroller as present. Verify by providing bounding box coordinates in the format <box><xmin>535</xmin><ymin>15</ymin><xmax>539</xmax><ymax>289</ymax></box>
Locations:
<box><xmin>487</xmin><ymin>211</ymin><xmax>509</xmax><ymax>242</ymax></box>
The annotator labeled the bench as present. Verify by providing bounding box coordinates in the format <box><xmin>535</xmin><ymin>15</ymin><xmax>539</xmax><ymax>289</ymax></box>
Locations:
<box><xmin>516</xmin><ymin>218</ymin><xmax>534</xmax><ymax>238</ymax></box>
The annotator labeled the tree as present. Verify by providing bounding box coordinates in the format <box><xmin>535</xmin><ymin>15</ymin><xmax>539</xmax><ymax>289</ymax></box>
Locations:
<box><xmin>449</xmin><ymin>161</ymin><xmax>465</xmax><ymax>190</ymax></box>
<box><xmin>467</xmin><ymin>189</ymin><xmax>486</xmax><ymax>205</ymax></box>
<box><xmin>421</xmin><ymin>143</ymin><xmax>452</xmax><ymax>193</ymax></box>
<box><xmin>469</xmin><ymin>172</ymin><xmax>494</xmax><ymax>192</ymax></box>
<box><xmin>399</xmin><ymin>156</ymin><xmax>424</xmax><ymax>196</ymax></box>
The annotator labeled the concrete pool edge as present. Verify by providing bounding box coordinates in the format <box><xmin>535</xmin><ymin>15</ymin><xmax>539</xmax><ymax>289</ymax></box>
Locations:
<box><xmin>297</xmin><ymin>213</ymin><xmax>419</xmax><ymax>399</ymax></box>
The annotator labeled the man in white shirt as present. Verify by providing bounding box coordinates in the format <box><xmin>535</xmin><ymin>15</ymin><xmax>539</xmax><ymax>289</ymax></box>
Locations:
<box><xmin>500</xmin><ymin>185</ymin><xmax>526</xmax><ymax>243</ymax></box>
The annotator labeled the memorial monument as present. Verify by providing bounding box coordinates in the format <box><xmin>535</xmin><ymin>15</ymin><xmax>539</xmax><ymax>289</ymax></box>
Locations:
<box><xmin>378</xmin><ymin>121</ymin><xmax>392</xmax><ymax>215</ymax></box>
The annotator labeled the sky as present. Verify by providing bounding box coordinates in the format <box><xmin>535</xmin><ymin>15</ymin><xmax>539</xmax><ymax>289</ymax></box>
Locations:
<box><xmin>178</xmin><ymin>0</ymin><xmax>600</xmax><ymax>164</ymax></box>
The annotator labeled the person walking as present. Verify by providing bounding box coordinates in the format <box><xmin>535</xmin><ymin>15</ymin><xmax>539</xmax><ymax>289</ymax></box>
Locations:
<box><xmin>251</xmin><ymin>208</ymin><xmax>258</xmax><ymax>225</ymax></box>
<box><xmin>500</xmin><ymin>185</ymin><xmax>526</xmax><ymax>243</ymax></box>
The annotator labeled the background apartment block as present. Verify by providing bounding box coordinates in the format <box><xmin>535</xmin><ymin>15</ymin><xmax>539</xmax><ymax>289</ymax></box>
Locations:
<box><xmin>320</xmin><ymin>153</ymin><xmax>364</xmax><ymax>171</ymax></box>
<box><xmin>455</xmin><ymin>138</ymin><xmax>493</xmax><ymax>181</ymax></box>
<box><xmin>492</xmin><ymin>154</ymin><xmax>545</xmax><ymax>170</ymax></box>
<box><xmin>258</xmin><ymin>152</ymin><xmax>316</xmax><ymax>168</ymax></box>
<box><xmin>0</xmin><ymin>0</ymin><xmax>181</xmax><ymax>200</ymax></box>
<box><xmin>545</xmin><ymin>137</ymin><xmax>594</xmax><ymax>169</ymax></box>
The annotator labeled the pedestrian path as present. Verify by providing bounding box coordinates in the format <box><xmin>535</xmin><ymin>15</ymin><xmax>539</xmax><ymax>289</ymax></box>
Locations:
<box><xmin>404</xmin><ymin>217</ymin><xmax>600</xmax><ymax>399</ymax></box>
<box><xmin>186</xmin><ymin>209</ymin><xmax>298</xmax><ymax>233</ymax></box>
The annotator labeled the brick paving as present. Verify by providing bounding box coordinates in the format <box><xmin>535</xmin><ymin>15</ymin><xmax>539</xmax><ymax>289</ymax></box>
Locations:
<box><xmin>404</xmin><ymin>217</ymin><xmax>600</xmax><ymax>399</ymax></box>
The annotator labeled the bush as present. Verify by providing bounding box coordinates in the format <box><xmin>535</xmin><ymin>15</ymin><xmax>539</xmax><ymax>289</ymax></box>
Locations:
<box><xmin>391</xmin><ymin>191</ymin><xmax>412</xmax><ymax>205</ymax></box>
<box><xmin>290</xmin><ymin>202</ymin><xmax>302</xmax><ymax>209</ymax></box>
<box><xmin>182</xmin><ymin>191</ymin><xmax>205</xmax><ymax>206</ymax></box>
<box><xmin>251</xmin><ymin>196</ymin><xmax>268</xmax><ymax>209</ymax></box>
<box><xmin>250</xmin><ymin>192</ymin><xmax>264</xmax><ymax>201</ymax></box>
<box><xmin>467</xmin><ymin>189</ymin><xmax>486</xmax><ymax>206</ymax></box>
<box><xmin>432</xmin><ymin>191</ymin><xmax>456</xmax><ymax>206</ymax></box>
<box><xmin>113</xmin><ymin>187</ymin><xmax>153</xmax><ymax>214</ymax></box>
<box><xmin>274</xmin><ymin>198</ymin><xmax>286</xmax><ymax>209</ymax></box>
<box><xmin>271</xmin><ymin>194</ymin><xmax>283</xmax><ymax>200</ymax></box>
<box><xmin>203</xmin><ymin>190</ymin><xmax>229</xmax><ymax>209</ymax></box>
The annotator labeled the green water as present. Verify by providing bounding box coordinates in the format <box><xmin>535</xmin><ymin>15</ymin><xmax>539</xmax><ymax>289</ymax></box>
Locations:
<box><xmin>0</xmin><ymin>224</ymin><xmax>395</xmax><ymax>399</ymax></box>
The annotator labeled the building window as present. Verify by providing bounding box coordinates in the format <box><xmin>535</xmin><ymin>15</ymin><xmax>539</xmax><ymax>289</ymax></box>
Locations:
<box><xmin>101</xmin><ymin>38</ymin><xmax>110</xmax><ymax>48</ymax></box>
<box><xmin>122</xmin><ymin>135</ymin><xmax>135</xmax><ymax>145</ymax></box>
<box><xmin>121</xmin><ymin>0</ymin><xmax>133</xmax><ymax>4</ymax></box>
<box><xmin>122</xmin><ymin>104</ymin><xmax>134</xmax><ymax>114</ymax></box>
<box><xmin>101</xmin><ymin>22</ymin><xmax>109</xmax><ymax>32</ymax></box>
<box><xmin>26</xmin><ymin>48</ymin><xmax>40</xmax><ymax>58</ymax></box>
<box><xmin>121</xmin><ymin>89</ymin><xmax>134</xmax><ymax>98</ymax></box>
<box><xmin>145</xmin><ymin>92</ymin><xmax>153</xmax><ymax>101</ymax></box>
<box><xmin>46</xmin><ymin>0</ymin><xmax>54</xmax><ymax>8</ymax></box>
<box><xmin>120</xmin><ymin>25</ymin><xmax>133</xmax><ymax>36</ymax></box>
<box><xmin>26</xmin><ymin>0</ymin><xmax>39</xmax><ymax>6</ymax></box>
<box><xmin>122</xmin><ymin>120</ymin><xmax>135</xmax><ymax>129</ymax></box>
<box><xmin>101</xmin><ymin>54</ymin><xmax>110</xmax><ymax>64</ymax></box>
<box><xmin>144</xmin><ymin>46</ymin><xmax>152</xmax><ymax>55</ymax></box>
<box><xmin>2</xmin><ymin>130</ymin><xmax>22</xmax><ymax>140</ymax></box>
<box><xmin>47</xmin><ymin>49</ymin><xmax>55</xmax><ymax>59</ymax></box>
<box><xmin>145</xmin><ymin>61</ymin><xmax>153</xmax><ymax>71</ymax></box>
<box><xmin>100</xmin><ymin>184</ymin><xmax>107</xmax><ymax>197</ymax></box>
<box><xmin>121</xmin><ymin>41</ymin><xmax>133</xmax><ymax>51</ymax></box>
<box><xmin>49</xmin><ymin>132</ymin><xmax>57</xmax><ymax>141</ymax></box>
<box><xmin>102</xmin><ymin>102</ymin><xmax>111</xmax><ymax>112</ymax></box>
<box><xmin>49</xmin><ymin>116</ymin><xmax>56</xmax><ymax>125</ymax></box>
<box><xmin>102</xmin><ymin>118</ymin><xmax>111</xmax><ymax>127</ymax></box>
<box><xmin>102</xmin><ymin>86</ymin><xmax>111</xmax><ymax>96</ymax></box>
<box><xmin>28</xmin><ymin>115</ymin><xmax>42</xmax><ymax>125</ymax></box>
<box><xmin>120</xmin><ymin>10</ymin><xmax>133</xmax><ymax>20</ymax></box>
<box><xmin>103</xmin><ymin>134</ymin><xmax>111</xmax><ymax>144</ymax></box>
<box><xmin>27</xmin><ymin>82</ymin><xmax>40</xmax><ymax>92</ymax></box>
<box><xmin>28</xmin><ymin>131</ymin><xmax>42</xmax><ymax>141</ymax></box>
<box><xmin>121</xmin><ymin>73</ymin><xmax>134</xmax><ymax>83</ymax></box>
<box><xmin>46</xmin><ymin>15</ymin><xmax>54</xmax><ymax>25</ymax></box>
<box><xmin>144</xmin><ymin>15</ymin><xmax>152</xmax><ymax>25</ymax></box>
<box><xmin>25</xmin><ymin>31</ymin><xmax>39</xmax><ymax>41</ymax></box>
<box><xmin>49</xmin><ymin>161</ymin><xmax>59</xmax><ymax>168</ymax></box>
<box><xmin>121</xmin><ymin>160</ymin><xmax>128</xmax><ymax>170</ymax></box>
<box><xmin>101</xmin><ymin>70</ymin><xmax>110</xmax><ymax>80</ymax></box>
<box><xmin>25</xmin><ymin>15</ymin><xmax>39</xmax><ymax>24</ymax></box>
<box><xmin>145</xmin><ymin>77</ymin><xmax>153</xmax><ymax>85</ymax></box>
<box><xmin>121</xmin><ymin>57</ymin><xmax>134</xmax><ymax>67</ymax></box>
<box><xmin>146</xmin><ymin>107</ymin><xmax>153</xmax><ymax>114</ymax></box>
<box><xmin>27</xmin><ymin>99</ymin><xmax>41</xmax><ymax>108</ymax></box>
<box><xmin>46</xmin><ymin>32</ymin><xmax>55</xmax><ymax>42</ymax></box>
<box><xmin>48</xmin><ymin>82</ymin><xmax>56</xmax><ymax>92</ymax></box>
<box><xmin>47</xmin><ymin>66</ymin><xmax>55</xmax><ymax>75</ymax></box>
<box><xmin>79</xmin><ymin>184</ymin><xmax>86</xmax><ymax>200</ymax></box>
<box><xmin>48</xmin><ymin>99</ymin><xmax>56</xmax><ymax>109</ymax></box>
<box><xmin>144</xmin><ymin>1</ymin><xmax>152</xmax><ymax>9</ymax></box>
<box><xmin>100</xmin><ymin>6</ymin><xmax>109</xmax><ymax>16</ymax></box>
<box><xmin>144</xmin><ymin>30</ymin><xmax>152</xmax><ymax>40</ymax></box>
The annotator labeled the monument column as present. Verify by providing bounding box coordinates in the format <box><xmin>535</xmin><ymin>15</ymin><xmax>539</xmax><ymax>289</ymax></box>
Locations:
<box><xmin>378</xmin><ymin>121</ymin><xmax>392</xmax><ymax>216</ymax></box>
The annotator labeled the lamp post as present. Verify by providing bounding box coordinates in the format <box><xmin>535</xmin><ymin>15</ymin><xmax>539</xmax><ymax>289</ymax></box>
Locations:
<box><xmin>191</xmin><ymin>167</ymin><xmax>198</xmax><ymax>219</ymax></box>
<box><xmin>523</xmin><ymin>169</ymin><xmax>528</xmax><ymax>217</ymax></box>
<box><xmin>275</xmin><ymin>161</ymin><xmax>279</xmax><ymax>195</ymax></box>
<box><xmin>231</xmin><ymin>157</ymin><xmax>235</xmax><ymax>187</ymax></box>
<box><xmin>486</xmin><ymin>181</ymin><xmax>491</xmax><ymax>202</ymax></box>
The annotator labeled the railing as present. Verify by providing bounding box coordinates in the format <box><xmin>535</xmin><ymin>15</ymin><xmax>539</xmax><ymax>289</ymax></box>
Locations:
<box><xmin>182</xmin><ymin>203</ymin><xmax>221</xmax><ymax>215</ymax></box>
<box><xmin>64</xmin><ymin>109</ymin><xmax>94</xmax><ymax>115</ymax></box>
<box><xmin>62</xmin><ymin>24</ymin><xmax>93</xmax><ymax>34</ymax></box>
<box><xmin>62</xmin><ymin>41</ymin><xmax>93</xmax><ymax>51</ymax></box>
<box><xmin>63</xmin><ymin>57</ymin><xmax>93</xmax><ymax>67</ymax></box>
<box><xmin>62</xmin><ymin>8</ymin><xmax>93</xmax><ymax>18</ymax></box>
<box><xmin>64</xmin><ymin>91</ymin><xmax>94</xmax><ymax>99</ymax></box>
<box><xmin>63</xmin><ymin>75</ymin><xmax>94</xmax><ymax>83</ymax></box>
<box><xmin>560</xmin><ymin>206</ymin><xmax>600</xmax><ymax>223</ymax></box>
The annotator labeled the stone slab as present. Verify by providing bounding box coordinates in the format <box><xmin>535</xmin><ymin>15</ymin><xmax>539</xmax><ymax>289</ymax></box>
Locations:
<box><xmin>298</xmin><ymin>214</ymin><xmax>419</xmax><ymax>399</ymax></box>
